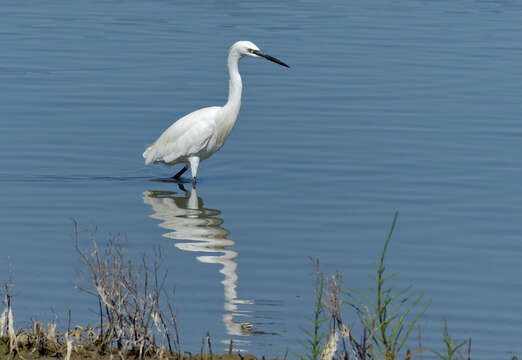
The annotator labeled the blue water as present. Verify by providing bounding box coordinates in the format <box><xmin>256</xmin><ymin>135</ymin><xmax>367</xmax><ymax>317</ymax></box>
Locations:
<box><xmin>1</xmin><ymin>1</ymin><xmax>521</xmax><ymax>358</ymax></box>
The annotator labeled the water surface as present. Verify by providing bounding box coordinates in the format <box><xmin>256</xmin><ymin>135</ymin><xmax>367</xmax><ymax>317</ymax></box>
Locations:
<box><xmin>1</xmin><ymin>1</ymin><xmax>521</xmax><ymax>358</ymax></box>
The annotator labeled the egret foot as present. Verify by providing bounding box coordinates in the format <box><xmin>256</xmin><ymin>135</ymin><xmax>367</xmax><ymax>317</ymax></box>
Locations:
<box><xmin>172</xmin><ymin>166</ymin><xmax>188</xmax><ymax>179</ymax></box>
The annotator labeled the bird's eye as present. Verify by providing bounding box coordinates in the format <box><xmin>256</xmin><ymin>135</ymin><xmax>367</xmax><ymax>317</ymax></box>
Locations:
<box><xmin>248</xmin><ymin>49</ymin><xmax>254</xmax><ymax>54</ymax></box>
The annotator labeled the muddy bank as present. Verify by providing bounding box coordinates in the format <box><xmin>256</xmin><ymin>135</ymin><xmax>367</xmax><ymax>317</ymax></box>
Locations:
<box><xmin>1</xmin><ymin>334</ymin><xmax>275</xmax><ymax>360</ymax></box>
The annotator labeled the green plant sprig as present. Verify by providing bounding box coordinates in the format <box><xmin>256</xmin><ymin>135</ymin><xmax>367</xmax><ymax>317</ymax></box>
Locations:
<box><xmin>345</xmin><ymin>211</ymin><xmax>431</xmax><ymax>360</ymax></box>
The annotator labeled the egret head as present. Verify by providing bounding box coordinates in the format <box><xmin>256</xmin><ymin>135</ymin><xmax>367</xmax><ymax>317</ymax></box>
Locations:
<box><xmin>231</xmin><ymin>41</ymin><xmax>290</xmax><ymax>68</ymax></box>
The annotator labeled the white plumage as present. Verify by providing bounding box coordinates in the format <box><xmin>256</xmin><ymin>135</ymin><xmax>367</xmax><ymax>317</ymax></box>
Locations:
<box><xmin>143</xmin><ymin>40</ymin><xmax>289</xmax><ymax>182</ymax></box>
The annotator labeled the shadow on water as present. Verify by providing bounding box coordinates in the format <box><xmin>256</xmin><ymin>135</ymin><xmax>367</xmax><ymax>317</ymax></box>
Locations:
<box><xmin>142</xmin><ymin>184</ymin><xmax>256</xmax><ymax>345</ymax></box>
<box><xmin>0</xmin><ymin>174</ymin><xmax>151</xmax><ymax>183</ymax></box>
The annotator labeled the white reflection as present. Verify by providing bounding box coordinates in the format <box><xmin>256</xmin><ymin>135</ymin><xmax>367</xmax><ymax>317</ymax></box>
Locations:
<box><xmin>143</xmin><ymin>184</ymin><xmax>253</xmax><ymax>339</ymax></box>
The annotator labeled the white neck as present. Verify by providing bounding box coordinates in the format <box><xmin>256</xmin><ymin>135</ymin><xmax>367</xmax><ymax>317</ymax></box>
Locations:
<box><xmin>223</xmin><ymin>50</ymin><xmax>242</xmax><ymax>121</ymax></box>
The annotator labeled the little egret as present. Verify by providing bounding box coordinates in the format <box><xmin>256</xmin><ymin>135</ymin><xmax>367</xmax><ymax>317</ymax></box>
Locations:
<box><xmin>143</xmin><ymin>40</ymin><xmax>289</xmax><ymax>182</ymax></box>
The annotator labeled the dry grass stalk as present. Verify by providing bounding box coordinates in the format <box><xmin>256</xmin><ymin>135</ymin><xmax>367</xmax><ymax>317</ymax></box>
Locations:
<box><xmin>0</xmin><ymin>300</ymin><xmax>5</xmax><ymax>336</ymax></box>
<box><xmin>199</xmin><ymin>332</ymin><xmax>214</xmax><ymax>360</ymax></box>
<box><xmin>1</xmin><ymin>284</ymin><xmax>17</xmax><ymax>354</ymax></box>
<box><xmin>298</xmin><ymin>260</ymin><xmax>327</xmax><ymax>360</ymax></box>
<box><xmin>64</xmin><ymin>330</ymin><xmax>73</xmax><ymax>360</ymax></box>
<box><xmin>319</xmin><ymin>330</ymin><xmax>337</xmax><ymax>360</ymax></box>
<box><xmin>323</xmin><ymin>272</ymin><xmax>345</xmax><ymax>358</ymax></box>
<box><xmin>321</xmin><ymin>271</ymin><xmax>376</xmax><ymax>360</ymax></box>
<box><xmin>206</xmin><ymin>331</ymin><xmax>213</xmax><ymax>359</ymax></box>
<box><xmin>46</xmin><ymin>321</ymin><xmax>57</xmax><ymax>343</ymax></box>
<box><xmin>73</xmin><ymin>220</ymin><xmax>181</xmax><ymax>359</ymax></box>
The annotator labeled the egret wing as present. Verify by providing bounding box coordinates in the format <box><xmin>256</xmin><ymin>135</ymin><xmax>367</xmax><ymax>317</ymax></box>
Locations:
<box><xmin>143</xmin><ymin>107</ymin><xmax>220</xmax><ymax>165</ymax></box>
<box><xmin>161</xmin><ymin>120</ymin><xmax>214</xmax><ymax>164</ymax></box>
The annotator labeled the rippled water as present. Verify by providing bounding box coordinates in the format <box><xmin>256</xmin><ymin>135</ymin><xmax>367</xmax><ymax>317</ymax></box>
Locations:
<box><xmin>1</xmin><ymin>0</ymin><xmax>521</xmax><ymax>358</ymax></box>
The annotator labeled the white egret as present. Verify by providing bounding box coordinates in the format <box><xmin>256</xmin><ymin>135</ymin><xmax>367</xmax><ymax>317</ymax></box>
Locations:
<box><xmin>143</xmin><ymin>40</ymin><xmax>289</xmax><ymax>182</ymax></box>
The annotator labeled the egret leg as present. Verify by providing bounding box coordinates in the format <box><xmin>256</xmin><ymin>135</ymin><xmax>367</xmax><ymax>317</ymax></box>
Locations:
<box><xmin>172</xmin><ymin>165</ymin><xmax>188</xmax><ymax>179</ymax></box>
<box><xmin>188</xmin><ymin>156</ymin><xmax>200</xmax><ymax>183</ymax></box>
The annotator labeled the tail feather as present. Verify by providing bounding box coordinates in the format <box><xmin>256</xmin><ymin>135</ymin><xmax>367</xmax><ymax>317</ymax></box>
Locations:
<box><xmin>143</xmin><ymin>145</ymin><xmax>155</xmax><ymax>165</ymax></box>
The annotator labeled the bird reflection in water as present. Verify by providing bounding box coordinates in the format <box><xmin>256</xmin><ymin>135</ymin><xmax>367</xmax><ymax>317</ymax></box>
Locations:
<box><xmin>143</xmin><ymin>183</ymin><xmax>254</xmax><ymax>343</ymax></box>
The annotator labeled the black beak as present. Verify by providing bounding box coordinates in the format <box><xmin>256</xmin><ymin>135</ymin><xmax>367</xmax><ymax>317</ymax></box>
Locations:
<box><xmin>252</xmin><ymin>50</ymin><xmax>290</xmax><ymax>68</ymax></box>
